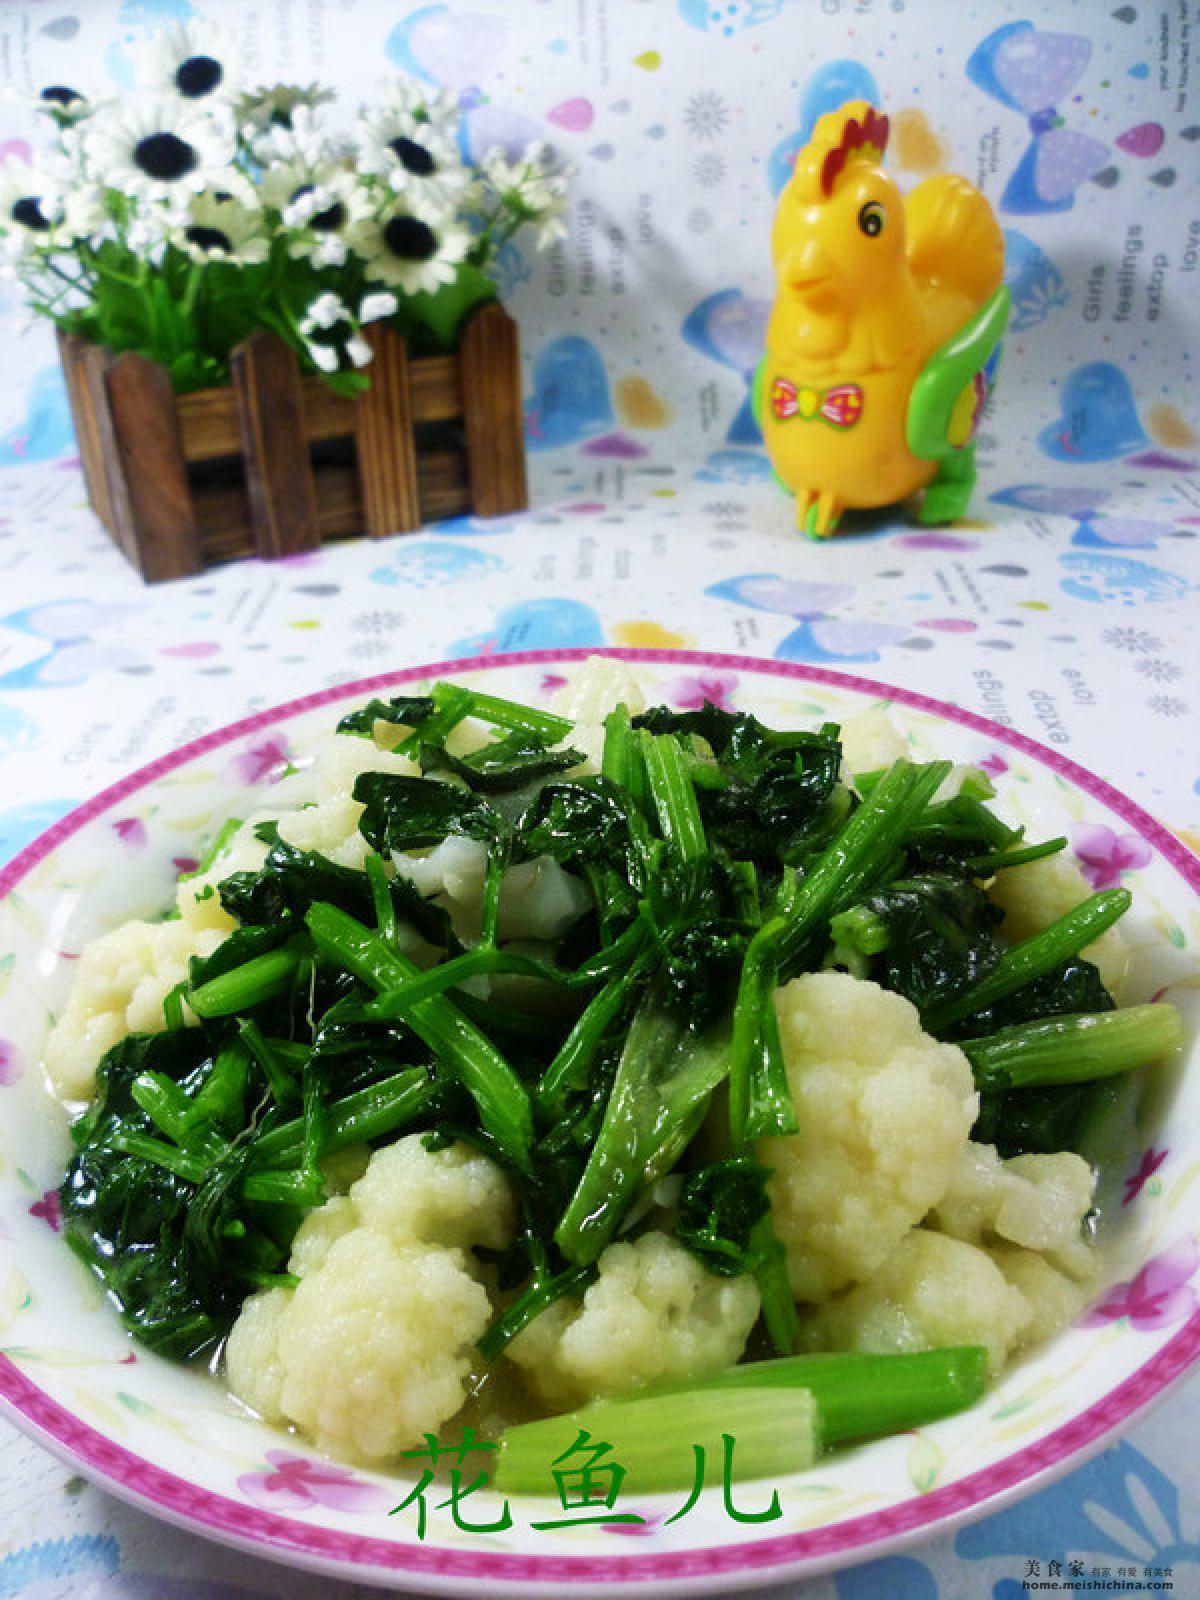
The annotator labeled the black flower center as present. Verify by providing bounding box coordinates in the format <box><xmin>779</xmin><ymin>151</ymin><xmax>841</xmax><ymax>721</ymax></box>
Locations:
<box><xmin>382</xmin><ymin>215</ymin><xmax>438</xmax><ymax>261</ymax></box>
<box><xmin>41</xmin><ymin>85</ymin><xmax>82</xmax><ymax>107</ymax></box>
<box><xmin>311</xmin><ymin>202</ymin><xmax>345</xmax><ymax>231</ymax></box>
<box><xmin>134</xmin><ymin>132</ymin><xmax>199</xmax><ymax>181</ymax></box>
<box><xmin>184</xmin><ymin>224</ymin><xmax>232</xmax><ymax>253</ymax></box>
<box><xmin>12</xmin><ymin>197</ymin><xmax>52</xmax><ymax>231</ymax></box>
<box><xmin>175</xmin><ymin>55</ymin><xmax>223</xmax><ymax>98</ymax></box>
<box><xmin>389</xmin><ymin>136</ymin><xmax>437</xmax><ymax>176</ymax></box>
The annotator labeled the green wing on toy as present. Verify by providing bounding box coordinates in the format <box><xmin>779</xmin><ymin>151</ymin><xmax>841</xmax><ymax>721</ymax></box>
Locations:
<box><xmin>906</xmin><ymin>286</ymin><xmax>1010</xmax><ymax>463</ymax></box>
<box><xmin>752</xmin><ymin>355</ymin><xmax>767</xmax><ymax>436</ymax></box>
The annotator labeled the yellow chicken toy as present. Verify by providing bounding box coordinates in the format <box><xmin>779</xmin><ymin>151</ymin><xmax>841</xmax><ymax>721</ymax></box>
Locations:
<box><xmin>756</xmin><ymin>100</ymin><xmax>1010</xmax><ymax>538</ymax></box>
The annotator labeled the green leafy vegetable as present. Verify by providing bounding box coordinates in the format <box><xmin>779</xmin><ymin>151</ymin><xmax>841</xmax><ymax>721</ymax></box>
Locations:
<box><xmin>353</xmin><ymin>771</ymin><xmax>507</xmax><ymax>854</ymax></box>
<box><xmin>676</xmin><ymin>1157</ymin><xmax>772</xmax><ymax>1276</ymax></box>
<box><xmin>59</xmin><ymin>673</ymin><xmax>1168</xmax><ymax>1436</ymax></box>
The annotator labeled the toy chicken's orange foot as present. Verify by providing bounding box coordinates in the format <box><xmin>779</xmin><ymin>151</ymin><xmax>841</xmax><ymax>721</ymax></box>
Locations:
<box><xmin>795</xmin><ymin>490</ymin><xmax>843</xmax><ymax>539</ymax></box>
<box><xmin>756</xmin><ymin>98</ymin><xmax>1009</xmax><ymax>537</ymax></box>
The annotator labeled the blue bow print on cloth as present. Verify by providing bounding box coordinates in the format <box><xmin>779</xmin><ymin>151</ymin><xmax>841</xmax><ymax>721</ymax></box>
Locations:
<box><xmin>1003</xmin><ymin>230</ymin><xmax>1069</xmax><ymax>330</ymax></box>
<box><xmin>967</xmin><ymin>22</ymin><xmax>1108</xmax><ymax>213</ymax></box>
<box><xmin>682</xmin><ymin>290</ymin><xmax>770</xmax><ymax>445</ymax></box>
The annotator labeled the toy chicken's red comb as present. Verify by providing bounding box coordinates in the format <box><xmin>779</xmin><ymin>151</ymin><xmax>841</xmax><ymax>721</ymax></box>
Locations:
<box><xmin>820</xmin><ymin>107</ymin><xmax>890</xmax><ymax>197</ymax></box>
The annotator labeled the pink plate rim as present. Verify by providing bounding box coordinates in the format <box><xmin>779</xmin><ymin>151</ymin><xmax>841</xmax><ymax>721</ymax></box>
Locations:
<box><xmin>2</xmin><ymin>645</ymin><xmax>1199</xmax><ymax>1590</ymax></box>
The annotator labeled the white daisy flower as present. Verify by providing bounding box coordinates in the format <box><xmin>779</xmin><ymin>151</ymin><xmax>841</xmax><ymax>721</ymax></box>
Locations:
<box><xmin>279</xmin><ymin>169</ymin><xmax>367</xmax><ymax>268</ymax></box>
<box><xmin>173</xmin><ymin>190</ymin><xmax>268</xmax><ymax>264</ymax></box>
<box><xmin>371</xmin><ymin>77</ymin><xmax>460</xmax><ymax>139</ymax></box>
<box><xmin>348</xmin><ymin>195</ymin><xmax>469</xmax><ymax>296</ymax></box>
<box><xmin>480</xmin><ymin>141</ymin><xmax>571</xmax><ymax>250</ymax></box>
<box><xmin>138</xmin><ymin>23</ymin><xmax>240</xmax><ymax>104</ymax></box>
<box><xmin>84</xmin><ymin>97</ymin><xmax>235</xmax><ymax>203</ymax></box>
<box><xmin>35</xmin><ymin>84</ymin><xmax>93</xmax><ymax>127</ymax></box>
<box><xmin>356</xmin><ymin>105</ymin><xmax>470</xmax><ymax>211</ymax></box>
<box><xmin>259</xmin><ymin>154</ymin><xmax>327</xmax><ymax>212</ymax></box>
<box><xmin>0</xmin><ymin>169</ymin><xmax>64</xmax><ymax>266</ymax></box>
<box><xmin>346</xmin><ymin>333</ymin><xmax>372</xmax><ymax>367</ymax></box>
<box><xmin>253</xmin><ymin>104</ymin><xmax>333</xmax><ymax>169</ymax></box>
<box><xmin>0</xmin><ymin>165</ymin><xmax>102</xmax><ymax>267</ymax></box>
<box><xmin>359</xmin><ymin>290</ymin><xmax>399</xmax><ymax>322</ymax></box>
<box><xmin>298</xmin><ymin>292</ymin><xmax>373</xmax><ymax>373</ymax></box>
<box><xmin>126</xmin><ymin>208</ymin><xmax>173</xmax><ymax>257</ymax></box>
<box><xmin>237</xmin><ymin>82</ymin><xmax>335</xmax><ymax>139</ymax></box>
<box><xmin>300</xmin><ymin>292</ymin><xmax>349</xmax><ymax>333</ymax></box>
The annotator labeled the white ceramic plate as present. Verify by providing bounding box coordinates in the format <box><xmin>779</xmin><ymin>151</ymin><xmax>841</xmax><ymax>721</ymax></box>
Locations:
<box><xmin>0</xmin><ymin>648</ymin><xmax>1197</xmax><ymax>1597</ymax></box>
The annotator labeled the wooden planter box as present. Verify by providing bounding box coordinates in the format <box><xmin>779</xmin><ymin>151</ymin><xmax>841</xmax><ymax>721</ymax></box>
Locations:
<box><xmin>57</xmin><ymin>302</ymin><xmax>528</xmax><ymax>582</ymax></box>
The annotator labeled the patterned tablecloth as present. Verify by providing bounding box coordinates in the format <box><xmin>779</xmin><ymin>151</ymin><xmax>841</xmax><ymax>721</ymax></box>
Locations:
<box><xmin>0</xmin><ymin>0</ymin><xmax>1198</xmax><ymax>1594</ymax></box>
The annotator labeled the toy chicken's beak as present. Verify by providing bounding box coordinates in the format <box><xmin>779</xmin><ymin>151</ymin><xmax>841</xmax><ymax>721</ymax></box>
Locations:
<box><xmin>781</xmin><ymin>239</ymin><xmax>835</xmax><ymax>298</ymax></box>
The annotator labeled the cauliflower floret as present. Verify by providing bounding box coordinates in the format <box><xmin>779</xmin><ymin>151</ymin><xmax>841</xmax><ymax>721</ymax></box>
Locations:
<box><xmin>499</xmin><ymin>856</ymin><xmax>593</xmax><ymax>940</ymax></box>
<box><xmin>228</xmin><ymin>1232</ymin><xmax>491</xmax><ymax>1462</ymax></box>
<box><xmin>43</xmin><ymin>917</ymin><xmax>225</xmax><ymax>1100</ymax></box>
<box><xmin>392</xmin><ymin>834</ymin><xmax>486</xmax><ymax>903</ymax></box>
<box><xmin>552</xmin><ymin>656</ymin><xmax>647</xmax><ymax>726</ymax></box>
<box><xmin>350</xmin><ymin>1134</ymin><xmax>517</xmax><ymax>1253</ymax></box>
<box><xmin>286</xmin><ymin>1195</ymin><xmax>359</xmax><ymax>1276</ymax></box>
<box><xmin>550</xmin><ymin>657</ymin><xmax>648</xmax><ymax>776</ymax></box>
<box><xmin>762</xmin><ymin>972</ymin><xmax>978</xmax><ymax>1303</ymax></box>
<box><xmin>507</xmin><ymin>1232</ymin><xmax>760</xmax><ymax>1410</ymax></box>
<box><xmin>989</xmin><ymin>850</ymin><xmax>1128</xmax><ymax>995</ymax></box>
<box><xmin>839</xmin><ymin>705</ymin><xmax>909</xmax><ymax>778</ymax></box>
<box><xmin>990</xmin><ymin>1245</ymin><xmax>1091</xmax><ymax>1349</ymax></box>
<box><xmin>392</xmin><ymin>837</ymin><xmax>591</xmax><ymax>944</ymax></box>
<box><xmin>276</xmin><ymin>734</ymin><xmax>420</xmax><ymax>867</ymax></box>
<box><xmin>224</xmin><ymin>1285</ymin><xmax>291</xmax><ymax>1422</ymax></box>
<box><xmin>175</xmin><ymin>817</ymin><xmax>272</xmax><ymax>934</ymax></box>
<box><xmin>225</xmin><ymin>1136</ymin><xmax>514</xmax><ymax>1460</ymax></box>
<box><xmin>805</xmin><ymin>1229</ymin><xmax>1032</xmax><ymax>1374</ymax></box>
<box><xmin>930</xmin><ymin>1142</ymin><xmax>1097</xmax><ymax>1278</ymax></box>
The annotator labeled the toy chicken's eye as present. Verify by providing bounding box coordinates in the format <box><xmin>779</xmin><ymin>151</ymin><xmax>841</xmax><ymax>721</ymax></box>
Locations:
<box><xmin>858</xmin><ymin>201</ymin><xmax>885</xmax><ymax>238</ymax></box>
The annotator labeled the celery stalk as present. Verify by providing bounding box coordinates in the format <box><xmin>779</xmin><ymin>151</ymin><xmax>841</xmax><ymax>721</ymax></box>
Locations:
<box><xmin>682</xmin><ymin>1346</ymin><xmax>989</xmax><ymax>1443</ymax></box>
<box><xmin>494</xmin><ymin>1385</ymin><xmax>819</xmax><ymax>1497</ymax></box>
<box><xmin>961</xmin><ymin>1004</ymin><xmax>1184</xmax><ymax>1091</ymax></box>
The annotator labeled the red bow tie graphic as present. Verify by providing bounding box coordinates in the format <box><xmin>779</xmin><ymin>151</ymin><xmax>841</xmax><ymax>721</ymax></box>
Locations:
<box><xmin>771</xmin><ymin>378</ymin><xmax>864</xmax><ymax>429</ymax></box>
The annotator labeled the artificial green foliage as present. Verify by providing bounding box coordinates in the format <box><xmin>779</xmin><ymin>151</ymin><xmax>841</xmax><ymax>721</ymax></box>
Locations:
<box><xmin>4</xmin><ymin>27</ymin><xmax>571</xmax><ymax>391</ymax></box>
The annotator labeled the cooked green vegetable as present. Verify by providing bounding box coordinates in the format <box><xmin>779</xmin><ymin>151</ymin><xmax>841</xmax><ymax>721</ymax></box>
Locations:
<box><xmin>676</xmin><ymin>1156</ymin><xmax>772</xmax><ymax>1276</ymax></box>
<box><xmin>961</xmin><ymin>1004</ymin><xmax>1183</xmax><ymax>1091</ymax></box>
<box><xmin>57</xmin><ymin>674</ymin><xmax>1170</xmax><ymax>1412</ymax></box>
<box><xmin>923</xmin><ymin>889</ymin><xmax>1131</xmax><ymax>1033</ymax></box>
<box><xmin>656</xmin><ymin>1344</ymin><xmax>989</xmax><ymax>1443</ymax></box>
<box><xmin>305</xmin><ymin>901</ymin><xmax>534</xmax><ymax>1172</ymax></box>
<box><xmin>495</xmin><ymin>1384</ymin><xmax>821</xmax><ymax>1496</ymax></box>
<box><xmin>494</xmin><ymin>1345</ymin><xmax>988</xmax><ymax>1493</ymax></box>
